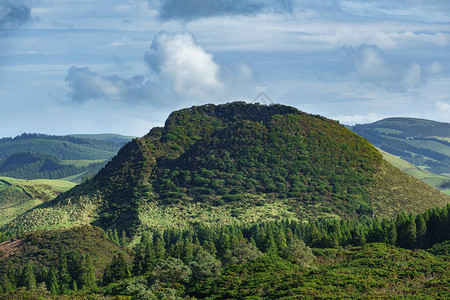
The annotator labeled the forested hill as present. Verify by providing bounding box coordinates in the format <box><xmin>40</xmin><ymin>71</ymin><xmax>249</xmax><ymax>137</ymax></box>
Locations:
<box><xmin>7</xmin><ymin>102</ymin><xmax>448</xmax><ymax>234</ymax></box>
<box><xmin>0</xmin><ymin>152</ymin><xmax>105</xmax><ymax>180</ymax></box>
<box><xmin>0</xmin><ymin>133</ymin><xmax>131</xmax><ymax>160</ymax></box>
<box><xmin>351</xmin><ymin>118</ymin><xmax>450</xmax><ymax>175</ymax></box>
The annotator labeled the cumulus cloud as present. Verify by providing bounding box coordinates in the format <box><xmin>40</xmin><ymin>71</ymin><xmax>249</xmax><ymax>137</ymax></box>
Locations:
<box><xmin>0</xmin><ymin>1</ymin><xmax>31</xmax><ymax>28</ymax></box>
<box><xmin>65</xmin><ymin>32</ymin><xmax>256</xmax><ymax>104</ymax></box>
<box><xmin>343</xmin><ymin>44</ymin><xmax>426</xmax><ymax>91</ymax></box>
<box><xmin>145</xmin><ymin>31</ymin><xmax>255</xmax><ymax>101</ymax></box>
<box><xmin>65</xmin><ymin>66</ymin><xmax>161</xmax><ymax>103</ymax></box>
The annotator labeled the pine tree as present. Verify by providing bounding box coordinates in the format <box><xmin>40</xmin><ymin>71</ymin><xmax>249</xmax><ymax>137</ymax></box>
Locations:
<box><xmin>415</xmin><ymin>214</ymin><xmax>427</xmax><ymax>248</ymax></box>
<box><xmin>81</xmin><ymin>254</ymin><xmax>97</xmax><ymax>291</ymax></box>
<box><xmin>143</xmin><ymin>243</ymin><xmax>156</xmax><ymax>274</ymax></box>
<box><xmin>113</xmin><ymin>228</ymin><xmax>120</xmax><ymax>246</ymax></box>
<box><xmin>154</xmin><ymin>236</ymin><xmax>166</xmax><ymax>260</ymax></box>
<box><xmin>48</xmin><ymin>268</ymin><xmax>59</xmax><ymax>295</ymax></box>
<box><xmin>22</xmin><ymin>264</ymin><xmax>36</xmax><ymax>290</ymax></box>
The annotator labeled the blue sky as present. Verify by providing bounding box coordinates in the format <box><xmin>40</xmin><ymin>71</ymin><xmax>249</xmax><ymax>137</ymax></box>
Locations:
<box><xmin>0</xmin><ymin>0</ymin><xmax>449</xmax><ymax>137</ymax></box>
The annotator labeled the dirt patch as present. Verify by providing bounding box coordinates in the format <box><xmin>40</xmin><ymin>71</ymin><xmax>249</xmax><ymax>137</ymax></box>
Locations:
<box><xmin>0</xmin><ymin>238</ymin><xmax>27</xmax><ymax>258</ymax></box>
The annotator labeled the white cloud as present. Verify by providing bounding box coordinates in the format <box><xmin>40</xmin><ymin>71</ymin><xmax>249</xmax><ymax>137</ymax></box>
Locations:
<box><xmin>145</xmin><ymin>31</ymin><xmax>255</xmax><ymax>101</ymax></box>
<box><xmin>332</xmin><ymin>112</ymin><xmax>389</xmax><ymax>125</ymax></box>
<box><xmin>436</xmin><ymin>99</ymin><xmax>450</xmax><ymax>113</ymax></box>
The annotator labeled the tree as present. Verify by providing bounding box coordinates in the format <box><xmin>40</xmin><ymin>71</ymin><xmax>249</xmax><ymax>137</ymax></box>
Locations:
<box><xmin>81</xmin><ymin>254</ymin><xmax>97</xmax><ymax>291</ymax></box>
<box><xmin>415</xmin><ymin>214</ymin><xmax>427</xmax><ymax>248</ymax></box>
<box><xmin>48</xmin><ymin>268</ymin><xmax>59</xmax><ymax>295</ymax></box>
<box><xmin>282</xmin><ymin>238</ymin><xmax>315</xmax><ymax>267</ymax></box>
<box><xmin>223</xmin><ymin>242</ymin><xmax>262</xmax><ymax>266</ymax></box>
<box><xmin>143</xmin><ymin>243</ymin><xmax>157</xmax><ymax>274</ymax></box>
<box><xmin>189</xmin><ymin>249</ymin><xmax>221</xmax><ymax>282</ymax></box>
<box><xmin>103</xmin><ymin>253</ymin><xmax>130</xmax><ymax>285</ymax></box>
<box><xmin>150</xmin><ymin>257</ymin><xmax>191</xmax><ymax>286</ymax></box>
<box><xmin>21</xmin><ymin>264</ymin><xmax>36</xmax><ymax>290</ymax></box>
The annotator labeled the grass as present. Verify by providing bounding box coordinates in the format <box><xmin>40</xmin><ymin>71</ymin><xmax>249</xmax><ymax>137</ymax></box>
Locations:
<box><xmin>369</xmin><ymin>160</ymin><xmax>450</xmax><ymax>218</ymax></box>
<box><xmin>0</xmin><ymin>176</ymin><xmax>76</xmax><ymax>228</ymax></box>
<box><xmin>379</xmin><ymin>149</ymin><xmax>450</xmax><ymax>195</ymax></box>
<box><xmin>60</xmin><ymin>159</ymin><xmax>106</xmax><ymax>167</ymax></box>
<box><xmin>374</xmin><ymin>127</ymin><xmax>404</xmax><ymax>135</ymax></box>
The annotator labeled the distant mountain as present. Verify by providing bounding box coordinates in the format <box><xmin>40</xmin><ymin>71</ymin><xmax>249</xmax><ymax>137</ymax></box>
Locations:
<box><xmin>0</xmin><ymin>152</ymin><xmax>106</xmax><ymax>181</ymax></box>
<box><xmin>67</xmin><ymin>133</ymin><xmax>135</xmax><ymax>144</ymax></box>
<box><xmin>0</xmin><ymin>133</ymin><xmax>133</xmax><ymax>182</ymax></box>
<box><xmin>350</xmin><ymin>118</ymin><xmax>450</xmax><ymax>176</ymax></box>
<box><xmin>0</xmin><ymin>133</ymin><xmax>131</xmax><ymax>160</ymax></box>
<box><xmin>5</xmin><ymin>102</ymin><xmax>448</xmax><ymax>234</ymax></box>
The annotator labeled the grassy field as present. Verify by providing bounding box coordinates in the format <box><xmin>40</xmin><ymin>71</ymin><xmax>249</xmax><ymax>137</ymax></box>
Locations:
<box><xmin>60</xmin><ymin>159</ymin><xmax>106</xmax><ymax>167</ymax></box>
<box><xmin>0</xmin><ymin>176</ymin><xmax>76</xmax><ymax>227</ymax></box>
<box><xmin>378</xmin><ymin>149</ymin><xmax>450</xmax><ymax>195</ymax></box>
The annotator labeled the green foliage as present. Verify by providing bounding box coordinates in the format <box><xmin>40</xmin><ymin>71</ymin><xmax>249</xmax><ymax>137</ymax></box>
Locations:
<box><xmin>281</xmin><ymin>237</ymin><xmax>314</xmax><ymax>267</ymax></box>
<box><xmin>150</xmin><ymin>257</ymin><xmax>191</xmax><ymax>286</ymax></box>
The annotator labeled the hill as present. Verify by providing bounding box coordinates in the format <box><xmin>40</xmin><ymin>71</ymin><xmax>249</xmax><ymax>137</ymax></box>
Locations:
<box><xmin>0</xmin><ymin>152</ymin><xmax>106</xmax><ymax>182</ymax></box>
<box><xmin>3</xmin><ymin>102</ymin><xmax>449</xmax><ymax>234</ymax></box>
<box><xmin>378</xmin><ymin>148</ymin><xmax>450</xmax><ymax>195</ymax></box>
<box><xmin>0</xmin><ymin>133</ymin><xmax>132</xmax><ymax>183</ymax></box>
<box><xmin>350</xmin><ymin>118</ymin><xmax>450</xmax><ymax>176</ymax></box>
<box><xmin>0</xmin><ymin>177</ymin><xmax>75</xmax><ymax>228</ymax></box>
<box><xmin>0</xmin><ymin>133</ymin><xmax>130</xmax><ymax>161</ymax></box>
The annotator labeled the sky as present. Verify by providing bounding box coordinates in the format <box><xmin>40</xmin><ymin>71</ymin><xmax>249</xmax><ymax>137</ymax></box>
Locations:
<box><xmin>0</xmin><ymin>0</ymin><xmax>449</xmax><ymax>137</ymax></box>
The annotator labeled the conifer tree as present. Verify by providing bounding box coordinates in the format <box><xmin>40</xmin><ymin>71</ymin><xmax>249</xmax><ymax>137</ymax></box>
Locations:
<box><xmin>143</xmin><ymin>243</ymin><xmax>156</xmax><ymax>274</ymax></box>
<box><xmin>48</xmin><ymin>268</ymin><xmax>59</xmax><ymax>295</ymax></box>
<box><xmin>81</xmin><ymin>254</ymin><xmax>97</xmax><ymax>291</ymax></box>
<box><xmin>22</xmin><ymin>264</ymin><xmax>36</xmax><ymax>290</ymax></box>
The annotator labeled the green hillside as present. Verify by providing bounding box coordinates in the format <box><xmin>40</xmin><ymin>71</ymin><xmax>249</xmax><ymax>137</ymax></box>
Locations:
<box><xmin>0</xmin><ymin>133</ymin><xmax>129</xmax><ymax>160</ymax></box>
<box><xmin>0</xmin><ymin>152</ymin><xmax>106</xmax><ymax>182</ymax></box>
<box><xmin>351</xmin><ymin>117</ymin><xmax>450</xmax><ymax>175</ymax></box>
<box><xmin>4</xmin><ymin>102</ymin><xmax>448</xmax><ymax>234</ymax></box>
<box><xmin>0</xmin><ymin>177</ymin><xmax>75</xmax><ymax>228</ymax></box>
<box><xmin>378</xmin><ymin>148</ymin><xmax>450</xmax><ymax>195</ymax></box>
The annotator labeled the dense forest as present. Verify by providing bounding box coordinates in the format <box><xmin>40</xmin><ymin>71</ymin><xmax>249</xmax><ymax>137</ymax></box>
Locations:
<box><xmin>0</xmin><ymin>204</ymin><xmax>449</xmax><ymax>298</ymax></box>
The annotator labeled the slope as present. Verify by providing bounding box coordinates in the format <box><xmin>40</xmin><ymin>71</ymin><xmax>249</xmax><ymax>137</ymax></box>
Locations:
<box><xmin>351</xmin><ymin>117</ymin><xmax>450</xmax><ymax>176</ymax></box>
<box><xmin>378</xmin><ymin>148</ymin><xmax>450</xmax><ymax>195</ymax></box>
<box><xmin>4</xmin><ymin>102</ymin><xmax>449</xmax><ymax>234</ymax></box>
<box><xmin>0</xmin><ymin>177</ymin><xmax>76</xmax><ymax>228</ymax></box>
<box><xmin>0</xmin><ymin>152</ymin><xmax>107</xmax><ymax>182</ymax></box>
